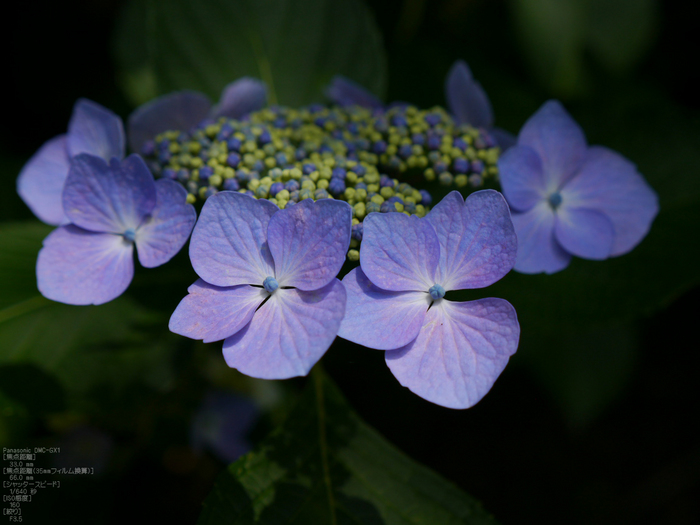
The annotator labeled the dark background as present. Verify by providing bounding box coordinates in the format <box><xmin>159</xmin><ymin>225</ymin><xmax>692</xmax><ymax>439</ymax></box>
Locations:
<box><xmin>1</xmin><ymin>0</ymin><xmax>698</xmax><ymax>524</ymax></box>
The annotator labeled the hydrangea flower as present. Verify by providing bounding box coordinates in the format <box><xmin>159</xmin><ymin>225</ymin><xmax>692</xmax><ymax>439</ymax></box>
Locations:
<box><xmin>169</xmin><ymin>192</ymin><xmax>351</xmax><ymax>379</ymax></box>
<box><xmin>37</xmin><ymin>154</ymin><xmax>196</xmax><ymax>305</ymax></box>
<box><xmin>128</xmin><ymin>77</ymin><xmax>267</xmax><ymax>154</ymax></box>
<box><xmin>17</xmin><ymin>98</ymin><xmax>125</xmax><ymax>225</ymax></box>
<box><xmin>445</xmin><ymin>60</ymin><xmax>515</xmax><ymax>149</ymax></box>
<box><xmin>498</xmin><ymin>100</ymin><xmax>659</xmax><ymax>274</ymax></box>
<box><xmin>338</xmin><ymin>190</ymin><xmax>520</xmax><ymax>409</ymax></box>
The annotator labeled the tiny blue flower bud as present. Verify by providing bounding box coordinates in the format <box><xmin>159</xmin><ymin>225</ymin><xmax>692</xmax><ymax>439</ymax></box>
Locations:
<box><xmin>223</xmin><ymin>179</ymin><xmax>240</xmax><ymax>191</ymax></box>
<box><xmin>227</xmin><ymin>137</ymin><xmax>242</xmax><ymax>151</ymax></box>
<box><xmin>427</xmin><ymin>135</ymin><xmax>441</xmax><ymax>150</ymax></box>
<box><xmin>302</xmin><ymin>163</ymin><xmax>317</xmax><ymax>175</ymax></box>
<box><xmin>123</xmin><ymin>228</ymin><xmax>136</xmax><ymax>243</ymax></box>
<box><xmin>270</xmin><ymin>182</ymin><xmax>284</xmax><ymax>197</ymax></box>
<box><xmin>284</xmin><ymin>180</ymin><xmax>300</xmax><ymax>192</ymax></box>
<box><xmin>373</xmin><ymin>140</ymin><xmax>387</xmax><ymax>154</ymax></box>
<box><xmin>199</xmin><ymin>166</ymin><xmax>214</xmax><ymax>181</ymax></box>
<box><xmin>227</xmin><ymin>153</ymin><xmax>241</xmax><ymax>168</ymax></box>
<box><xmin>548</xmin><ymin>192</ymin><xmax>563</xmax><ymax>209</ymax></box>
<box><xmin>428</xmin><ymin>284</ymin><xmax>445</xmax><ymax>300</ymax></box>
<box><xmin>419</xmin><ymin>190</ymin><xmax>432</xmax><ymax>206</ymax></box>
<box><xmin>453</xmin><ymin>158</ymin><xmax>469</xmax><ymax>174</ymax></box>
<box><xmin>263</xmin><ymin>276</ymin><xmax>279</xmax><ymax>293</ymax></box>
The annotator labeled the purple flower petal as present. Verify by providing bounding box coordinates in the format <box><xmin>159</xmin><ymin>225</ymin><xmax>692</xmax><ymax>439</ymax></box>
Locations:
<box><xmin>127</xmin><ymin>90</ymin><xmax>212</xmax><ymax>153</ymax></box>
<box><xmin>190</xmin><ymin>192</ymin><xmax>277</xmax><ymax>287</ymax></box>
<box><xmin>16</xmin><ymin>135</ymin><xmax>70</xmax><ymax>226</ymax></box>
<box><xmin>386</xmin><ymin>298</ymin><xmax>519</xmax><ymax>409</ymax></box>
<box><xmin>426</xmin><ymin>190</ymin><xmax>517</xmax><ymax>290</ymax></box>
<box><xmin>267</xmin><ymin>199</ymin><xmax>351</xmax><ymax>290</ymax></box>
<box><xmin>62</xmin><ymin>154</ymin><xmax>156</xmax><ymax>234</ymax></box>
<box><xmin>445</xmin><ymin>60</ymin><xmax>494</xmax><ymax>129</ymax></box>
<box><xmin>554</xmin><ymin>206</ymin><xmax>614</xmax><ymax>260</ymax></box>
<box><xmin>169</xmin><ymin>279</ymin><xmax>266</xmax><ymax>343</ymax></box>
<box><xmin>37</xmin><ymin>225</ymin><xmax>134</xmax><ymax>305</ymax></box>
<box><xmin>360</xmin><ymin>212</ymin><xmax>439</xmax><ymax>292</ymax></box>
<box><xmin>561</xmin><ymin>146</ymin><xmax>659</xmax><ymax>256</ymax></box>
<box><xmin>511</xmin><ymin>202</ymin><xmax>571</xmax><ymax>274</ymax></box>
<box><xmin>135</xmin><ymin>179</ymin><xmax>196</xmax><ymax>268</ymax></box>
<box><xmin>212</xmin><ymin>78</ymin><xmax>267</xmax><ymax>120</ymax></box>
<box><xmin>326</xmin><ymin>76</ymin><xmax>384</xmax><ymax>109</ymax></box>
<box><xmin>498</xmin><ymin>145</ymin><xmax>547</xmax><ymax>212</ymax></box>
<box><xmin>338</xmin><ymin>268</ymin><xmax>429</xmax><ymax>350</ymax></box>
<box><xmin>67</xmin><ymin>99</ymin><xmax>125</xmax><ymax>161</ymax></box>
<box><xmin>222</xmin><ymin>280</ymin><xmax>346</xmax><ymax>379</ymax></box>
<box><xmin>517</xmin><ymin>100</ymin><xmax>587</xmax><ymax>189</ymax></box>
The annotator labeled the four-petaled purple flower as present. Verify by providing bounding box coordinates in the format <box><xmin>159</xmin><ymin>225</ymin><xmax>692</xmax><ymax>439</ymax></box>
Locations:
<box><xmin>498</xmin><ymin>100</ymin><xmax>659</xmax><ymax>274</ymax></box>
<box><xmin>17</xmin><ymin>98</ymin><xmax>125</xmax><ymax>225</ymax></box>
<box><xmin>338</xmin><ymin>190</ymin><xmax>520</xmax><ymax>409</ymax></box>
<box><xmin>445</xmin><ymin>60</ymin><xmax>516</xmax><ymax>149</ymax></box>
<box><xmin>169</xmin><ymin>192</ymin><xmax>351</xmax><ymax>379</ymax></box>
<box><xmin>127</xmin><ymin>77</ymin><xmax>267</xmax><ymax>153</ymax></box>
<box><xmin>37</xmin><ymin>154</ymin><xmax>196</xmax><ymax>305</ymax></box>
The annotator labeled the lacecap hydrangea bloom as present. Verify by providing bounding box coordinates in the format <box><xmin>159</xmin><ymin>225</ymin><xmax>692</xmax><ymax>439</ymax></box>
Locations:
<box><xmin>17</xmin><ymin>98</ymin><xmax>125</xmax><ymax>225</ymax></box>
<box><xmin>37</xmin><ymin>154</ymin><xmax>196</xmax><ymax>305</ymax></box>
<box><xmin>169</xmin><ymin>191</ymin><xmax>351</xmax><ymax>379</ymax></box>
<box><xmin>498</xmin><ymin>100</ymin><xmax>659</xmax><ymax>274</ymax></box>
<box><xmin>338</xmin><ymin>190</ymin><xmax>520</xmax><ymax>409</ymax></box>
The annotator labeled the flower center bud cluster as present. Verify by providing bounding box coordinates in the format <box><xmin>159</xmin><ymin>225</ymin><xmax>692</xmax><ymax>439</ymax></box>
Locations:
<box><xmin>142</xmin><ymin>104</ymin><xmax>501</xmax><ymax>260</ymax></box>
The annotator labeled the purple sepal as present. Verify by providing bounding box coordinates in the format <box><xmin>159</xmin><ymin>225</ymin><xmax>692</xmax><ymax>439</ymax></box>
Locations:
<box><xmin>267</xmin><ymin>199</ymin><xmax>352</xmax><ymax>290</ymax></box>
<box><xmin>16</xmin><ymin>135</ymin><xmax>70</xmax><ymax>226</ymax></box>
<box><xmin>37</xmin><ymin>225</ymin><xmax>134</xmax><ymax>306</ymax></box>
<box><xmin>498</xmin><ymin>145</ymin><xmax>548</xmax><ymax>212</ymax></box>
<box><xmin>189</xmin><ymin>191</ymin><xmax>277</xmax><ymax>287</ymax></box>
<box><xmin>127</xmin><ymin>90</ymin><xmax>212</xmax><ymax>152</ymax></box>
<box><xmin>169</xmin><ymin>280</ymin><xmax>266</xmax><ymax>343</ymax></box>
<box><xmin>136</xmin><ymin>179</ymin><xmax>196</xmax><ymax>268</ymax></box>
<box><xmin>554</xmin><ymin>207</ymin><xmax>614</xmax><ymax>260</ymax></box>
<box><xmin>360</xmin><ymin>212</ymin><xmax>439</xmax><ymax>292</ymax></box>
<box><xmin>338</xmin><ymin>268</ymin><xmax>429</xmax><ymax>350</ymax></box>
<box><xmin>326</xmin><ymin>76</ymin><xmax>384</xmax><ymax>109</ymax></box>
<box><xmin>511</xmin><ymin>203</ymin><xmax>571</xmax><ymax>274</ymax></box>
<box><xmin>426</xmin><ymin>190</ymin><xmax>517</xmax><ymax>290</ymax></box>
<box><xmin>222</xmin><ymin>280</ymin><xmax>346</xmax><ymax>379</ymax></box>
<box><xmin>62</xmin><ymin>154</ymin><xmax>156</xmax><ymax>234</ymax></box>
<box><xmin>561</xmin><ymin>146</ymin><xmax>659</xmax><ymax>256</ymax></box>
<box><xmin>517</xmin><ymin>100</ymin><xmax>587</xmax><ymax>190</ymax></box>
<box><xmin>386</xmin><ymin>298</ymin><xmax>519</xmax><ymax>409</ymax></box>
<box><xmin>212</xmin><ymin>78</ymin><xmax>267</xmax><ymax>120</ymax></box>
<box><xmin>67</xmin><ymin>99</ymin><xmax>125</xmax><ymax>162</ymax></box>
<box><xmin>445</xmin><ymin>60</ymin><xmax>494</xmax><ymax>129</ymax></box>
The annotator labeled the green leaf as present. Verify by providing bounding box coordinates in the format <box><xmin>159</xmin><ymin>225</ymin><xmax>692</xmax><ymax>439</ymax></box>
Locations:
<box><xmin>199</xmin><ymin>370</ymin><xmax>498</xmax><ymax>525</ymax></box>
<box><xmin>114</xmin><ymin>0</ymin><xmax>387</xmax><ymax>107</ymax></box>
